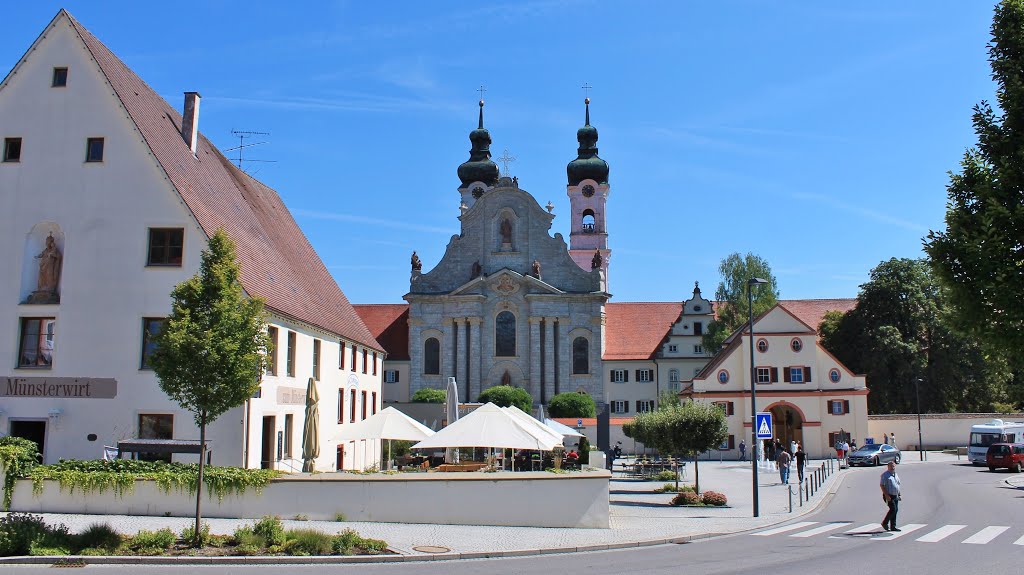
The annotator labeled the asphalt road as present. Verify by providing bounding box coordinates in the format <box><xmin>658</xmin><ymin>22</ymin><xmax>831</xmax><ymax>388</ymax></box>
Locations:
<box><xmin>7</xmin><ymin>460</ymin><xmax>1022</xmax><ymax>574</ymax></box>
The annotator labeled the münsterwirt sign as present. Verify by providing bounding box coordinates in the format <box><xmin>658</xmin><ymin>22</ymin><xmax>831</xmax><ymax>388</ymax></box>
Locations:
<box><xmin>2</xmin><ymin>377</ymin><xmax>117</xmax><ymax>399</ymax></box>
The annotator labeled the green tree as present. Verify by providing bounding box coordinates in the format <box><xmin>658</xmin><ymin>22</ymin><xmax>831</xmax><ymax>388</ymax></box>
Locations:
<box><xmin>622</xmin><ymin>401</ymin><xmax>727</xmax><ymax>492</ymax></box>
<box><xmin>924</xmin><ymin>0</ymin><xmax>1024</xmax><ymax>367</ymax></box>
<box><xmin>547</xmin><ymin>392</ymin><xmax>596</xmax><ymax>418</ymax></box>
<box><xmin>657</xmin><ymin>390</ymin><xmax>681</xmax><ymax>411</ymax></box>
<box><xmin>149</xmin><ymin>230</ymin><xmax>268</xmax><ymax>545</ymax></box>
<box><xmin>819</xmin><ymin>258</ymin><xmax>1014</xmax><ymax>414</ymax></box>
<box><xmin>477</xmin><ymin>385</ymin><xmax>533</xmax><ymax>413</ymax></box>
<box><xmin>410</xmin><ymin>388</ymin><xmax>446</xmax><ymax>403</ymax></box>
<box><xmin>702</xmin><ymin>252</ymin><xmax>779</xmax><ymax>354</ymax></box>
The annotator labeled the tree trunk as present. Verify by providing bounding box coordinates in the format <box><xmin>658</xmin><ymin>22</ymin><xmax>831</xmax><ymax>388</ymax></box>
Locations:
<box><xmin>194</xmin><ymin>411</ymin><xmax>207</xmax><ymax>547</ymax></box>
<box><xmin>694</xmin><ymin>455</ymin><xmax>700</xmax><ymax>494</ymax></box>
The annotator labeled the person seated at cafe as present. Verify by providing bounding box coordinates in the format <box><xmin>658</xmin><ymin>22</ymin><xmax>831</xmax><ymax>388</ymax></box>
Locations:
<box><xmin>566</xmin><ymin>449</ymin><xmax>579</xmax><ymax>468</ymax></box>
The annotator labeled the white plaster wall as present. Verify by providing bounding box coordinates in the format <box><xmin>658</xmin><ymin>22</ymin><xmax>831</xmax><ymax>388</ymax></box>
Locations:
<box><xmin>8</xmin><ymin>471</ymin><xmax>611</xmax><ymax>528</ymax></box>
<box><xmin>867</xmin><ymin>413</ymin><xmax>1024</xmax><ymax>450</ymax></box>
<box><xmin>603</xmin><ymin>361</ymin><xmax>657</xmax><ymax>414</ymax></box>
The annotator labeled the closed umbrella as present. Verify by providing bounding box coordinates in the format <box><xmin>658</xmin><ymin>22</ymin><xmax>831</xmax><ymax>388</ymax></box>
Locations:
<box><xmin>445</xmin><ymin>377</ymin><xmax>460</xmax><ymax>463</ymax></box>
<box><xmin>301</xmin><ymin>377</ymin><xmax>320</xmax><ymax>472</ymax></box>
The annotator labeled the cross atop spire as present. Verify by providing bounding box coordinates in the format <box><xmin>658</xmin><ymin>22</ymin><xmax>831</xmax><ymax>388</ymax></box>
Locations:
<box><xmin>581</xmin><ymin>82</ymin><xmax>592</xmax><ymax>99</ymax></box>
<box><xmin>477</xmin><ymin>85</ymin><xmax>487</xmax><ymax>100</ymax></box>
<box><xmin>497</xmin><ymin>149</ymin><xmax>516</xmax><ymax>176</ymax></box>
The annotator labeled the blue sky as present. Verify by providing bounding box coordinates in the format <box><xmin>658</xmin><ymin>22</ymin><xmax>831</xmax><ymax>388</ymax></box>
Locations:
<box><xmin>2</xmin><ymin>2</ymin><xmax>998</xmax><ymax>305</ymax></box>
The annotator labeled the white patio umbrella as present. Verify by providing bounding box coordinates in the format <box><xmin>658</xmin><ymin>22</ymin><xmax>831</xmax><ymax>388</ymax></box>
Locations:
<box><xmin>445</xmin><ymin>377</ymin><xmax>460</xmax><ymax>463</ymax></box>
<box><xmin>335</xmin><ymin>406</ymin><xmax>435</xmax><ymax>469</ymax></box>
<box><xmin>503</xmin><ymin>406</ymin><xmax>565</xmax><ymax>445</ymax></box>
<box><xmin>411</xmin><ymin>403</ymin><xmax>561</xmax><ymax>452</ymax></box>
<box><xmin>544</xmin><ymin>418</ymin><xmax>585</xmax><ymax>438</ymax></box>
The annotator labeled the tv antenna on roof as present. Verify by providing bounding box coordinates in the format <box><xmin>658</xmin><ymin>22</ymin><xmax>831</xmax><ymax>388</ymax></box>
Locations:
<box><xmin>224</xmin><ymin>130</ymin><xmax>276</xmax><ymax>173</ymax></box>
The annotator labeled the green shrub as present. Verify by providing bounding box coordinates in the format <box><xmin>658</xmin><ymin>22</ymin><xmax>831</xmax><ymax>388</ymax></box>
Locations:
<box><xmin>653</xmin><ymin>470</ymin><xmax>678</xmax><ymax>482</ymax></box>
<box><xmin>128</xmin><ymin>528</ymin><xmax>176</xmax><ymax>552</ymax></box>
<box><xmin>358</xmin><ymin>537</ymin><xmax>388</xmax><ymax>554</ymax></box>
<box><xmin>578</xmin><ymin>436</ymin><xmax>591</xmax><ymax>465</ymax></box>
<box><xmin>282</xmin><ymin>528</ymin><xmax>333</xmax><ymax>556</ymax></box>
<box><xmin>180</xmin><ymin>522</ymin><xmax>211</xmax><ymax>547</ymax></box>
<box><xmin>410</xmin><ymin>388</ymin><xmax>446</xmax><ymax>403</ymax></box>
<box><xmin>29</xmin><ymin>544</ymin><xmax>71</xmax><ymax>556</ymax></box>
<box><xmin>653</xmin><ymin>483</ymin><xmax>681</xmax><ymax>493</ymax></box>
<box><xmin>253</xmin><ymin>515</ymin><xmax>285</xmax><ymax>547</ymax></box>
<box><xmin>0</xmin><ymin>513</ymin><xmax>57</xmax><ymax>556</ymax></box>
<box><xmin>701</xmin><ymin>491</ymin><xmax>728</xmax><ymax>506</ymax></box>
<box><xmin>477</xmin><ymin>385</ymin><xmax>533</xmax><ymax>413</ymax></box>
<box><xmin>77</xmin><ymin>523</ymin><xmax>122</xmax><ymax>551</ymax></box>
<box><xmin>547</xmin><ymin>392</ymin><xmax>596</xmax><ymax>418</ymax></box>
<box><xmin>333</xmin><ymin>513</ymin><xmax>347</xmax><ymax>522</ymax></box>
<box><xmin>331</xmin><ymin>529</ymin><xmax>360</xmax><ymax>555</ymax></box>
<box><xmin>78</xmin><ymin>547</ymin><xmax>111</xmax><ymax>556</ymax></box>
<box><xmin>231</xmin><ymin>525</ymin><xmax>265</xmax><ymax>548</ymax></box>
<box><xmin>670</xmin><ymin>491</ymin><xmax>700</xmax><ymax>506</ymax></box>
<box><xmin>0</xmin><ymin>437</ymin><xmax>40</xmax><ymax>510</ymax></box>
<box><xmin>235</xmin><ymin>543</ymin><xmax>261</xmax><ymax>556</ymax></box>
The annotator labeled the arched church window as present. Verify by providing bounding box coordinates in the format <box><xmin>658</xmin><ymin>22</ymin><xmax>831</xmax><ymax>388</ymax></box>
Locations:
<box><xmin>424</xmin><ymin>338</ymin><xmax>440</xmax><ymax>375</ymax></box>
<box><xmin>668</xmin><ymin>369</ymin><xmax>679</xmax><ymax>382</ymax></box>
<box><xmin>572</xmin><ymin>337</ymin><xmax>589</xmax><ymax>374</ymax></box>
<box><xmin>582</xmin><ymin>209</ymin><xmax>596</xmax><ymax>233</ymax></box>
<box><xmin>495</xmin><ymin>311</ymin><xmax>516</xmax><ymax>356</ymax></box>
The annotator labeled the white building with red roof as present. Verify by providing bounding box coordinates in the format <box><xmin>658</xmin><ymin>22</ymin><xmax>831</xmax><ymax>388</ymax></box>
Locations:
<box><xmin>0</xmin><ymin>11</ymin><xmax>383</xmax><ymax>471</ymax></box>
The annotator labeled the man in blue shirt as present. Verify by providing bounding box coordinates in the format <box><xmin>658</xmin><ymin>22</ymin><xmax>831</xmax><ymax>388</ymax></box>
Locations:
<box><xmin>880</xmin><ymin>461</ymin><xmax>901</xmax><ymax>531</ymax></box>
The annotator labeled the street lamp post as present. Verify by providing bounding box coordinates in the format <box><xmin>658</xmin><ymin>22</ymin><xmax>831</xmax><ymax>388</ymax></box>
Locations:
<box><xmin>915</xmin><ymin>377</ymin><xmax>925</xmax><ymax>461</ymax></box>
<box><xmin>748</xmin><ymin>277</ymin><xmax>768</xmax><ymax>518</ymax></box>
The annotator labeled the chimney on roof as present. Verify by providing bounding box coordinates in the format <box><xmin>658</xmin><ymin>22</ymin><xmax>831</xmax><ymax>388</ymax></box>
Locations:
<box><xmin>181</xmin><ymin>92</ymin><xmax>201</xmax><ymax>154</ymax></box>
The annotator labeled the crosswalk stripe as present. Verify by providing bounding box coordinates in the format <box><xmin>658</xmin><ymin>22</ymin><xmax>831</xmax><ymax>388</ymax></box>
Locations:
<box><xmin>874</xmin><ymin>524</ymin><xmax>926</xmax><ymax>540</ymax></box>
<box><xmin>963</xmin><ymin>526</ymin><xmax>1010</xmax><ymax>544</ymax></box>
<box><xmin>790</xmin><ymin>522</ymin><xmax>852</xmax><ymax>538</ymax></box>
<box><xmin>754</xmin><ymin>521</ymin><xmax>817</xmax><ymax>536</ymax></box>
<box><xmin>844</xmin><ymin>523</ymin><xmax>882</xmax><ymax>535</ymax></box>
<box><xmin>1014</xmin><ymin>534</ymin><xmax>1024</xmax><ymax>546</ymax></box>
<box><xmin>916</xmin><ymin>525</ymin><xmax>967</xmax><ymax>543</ymax></box>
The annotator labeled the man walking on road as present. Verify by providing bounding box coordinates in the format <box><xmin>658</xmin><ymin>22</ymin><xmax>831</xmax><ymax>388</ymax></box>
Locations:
<box><xmin>739</xmin><ymin>439</ymin><xmax>746</xmax><ymax>461</ymax></box>
<box><xmin>880</xmin><ymin>461</ymin><xmax>901</xmax><ymax>531</ymax></box>
<box><xmin>776</xmin><ymin>448</ymin><xmax>792</xmax><ymax>484</ymax></box>
<box><xmin>795</xmin><ymin>444</ymin><xmax>807</xmax><ymax>482</ymax></box>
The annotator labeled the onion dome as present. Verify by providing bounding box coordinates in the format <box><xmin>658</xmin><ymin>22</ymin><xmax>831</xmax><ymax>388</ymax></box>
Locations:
<box><xmin>567</xmin><ymin>98</ymin><xmax>610</xmax><ymax>186</ymax></box>
<box><xmin>458</xmin><ymin>100</ymin><xmax>500</xmax><ymax>187</ymax></box>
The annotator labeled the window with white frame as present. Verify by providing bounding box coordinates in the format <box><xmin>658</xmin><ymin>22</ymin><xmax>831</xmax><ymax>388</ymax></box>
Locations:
<box><xmin>384</xmin><ymin>370</ymin><xmax>399</xmax><ymax>383</ymax></box>
<box><xmin>636</xmin><ymin>400</ymin><xmax>655</xmax><ymax>413</ymax></box>
<box><xmin>668</xmin><ymin>369</ymin><xmax>679</xmax><ymax>382</ymax></box>
<box><xmin>693</xmin><ymin>344</ymin><xmax>703</xmax><ymax>354</ymax></box>
<box><xmin>611</xmin><ymin>400</ymin><xmax>628</xmax><ymax>414</ymax></box>
<box><xmin>668</xmin><ymin>381</ymin><xmax>680</xmax><ymax>392</ymax></box>
<box><xmin>611</xmin><ymin>369</ymin><xmax>627</xmax><ymax>383</ymax></box>
<box><xmin>668</xmin><ymin>344</ymin><xmax>677</xmax><ymax>353</ymax></box>
<box><xmin>756</xmin><ymin>367</ymin><xmax>771</xmax><ymax>384</ymax></box>
<box><xmin>829</xmin><ymin>399</ymin><xmax>849</xmax><ymax>415</ymax></box>
<box><xmin>637</xmin><ymin>369</ymin><xmax>653</xmax><ymax>382</ymax></box>
<box><xmin>789</xmin><ymin>367</ymin><xmax>804</xmax><ymax>383</ymax></box>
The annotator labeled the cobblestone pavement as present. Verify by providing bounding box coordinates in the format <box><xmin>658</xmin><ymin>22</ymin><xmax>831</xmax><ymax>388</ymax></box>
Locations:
<box><xmin>6</xmin><ymin>452</ymin><xmax>957</xmax><ymax>557</ymax></box>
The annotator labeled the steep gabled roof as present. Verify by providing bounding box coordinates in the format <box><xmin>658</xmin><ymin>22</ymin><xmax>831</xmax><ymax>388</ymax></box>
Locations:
<box><xmin>603</xmin><ymin>302</ymin><xmax>683</xmax><ymax>360</ymax></box>
<box><xmin>778</xmin><ymin>298</ymin><xmax>856</xmax><ymax>332</ymax></box>
<box><xmin>53</xmin><ymin>11</ymin><xmax>378</xmax><ymax>350</ymax></box>
<box><xmin>353</xmin><ymin>304</ymin><xmax>410</xmax><ymax>361</ymax></box>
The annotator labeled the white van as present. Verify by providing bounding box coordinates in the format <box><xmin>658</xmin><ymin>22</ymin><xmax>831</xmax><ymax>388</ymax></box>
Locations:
<box><xmin>968</xmin><ymin>419</ymin><xmax>1024</xmax><ymax>465</ymax></box>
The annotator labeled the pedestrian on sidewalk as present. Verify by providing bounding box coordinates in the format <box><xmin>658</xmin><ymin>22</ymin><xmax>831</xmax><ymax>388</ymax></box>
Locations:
<box><xmin>890</xmin><ymin>433</ymin><xmax>896</xmax><ymax>448</ymax></box>
<box><xmin>767</xmin><ymin>439</ymin><xmax>777</xmax><ymax>469</ymax></box>
<box><xmin>883</xmin><ymin>433</ymin><xmax>889</xmax><ymax>446</ymax></box>
<box><xmin>739</xmin><ymin>439</ymin><xmax>746</xmax><ymax>461</ymax></box>
<box><xmin>795</xmin><ymin>444</ymin><xmax>806</xmax><ymax>482</ymax></box>
<box><xmin>776</xmin><ymin>448</ymin><xmax>792</xmax><ymax>484</ymax></box>
<box><xmin>879</xmin><ymin>461</ymin><xmax>901</xmax><ymax>531</ymax></box>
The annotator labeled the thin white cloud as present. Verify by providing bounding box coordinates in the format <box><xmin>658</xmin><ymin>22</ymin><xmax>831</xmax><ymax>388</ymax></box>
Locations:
<box><xmin>790</xmin><ymin>192</ymin><xmax>928</xmax><ymax>233</ymax></box>
<box><xmin>293</xmin><ymin>208</ymin><xmax>453</xmax><ymax>235</ymax></box>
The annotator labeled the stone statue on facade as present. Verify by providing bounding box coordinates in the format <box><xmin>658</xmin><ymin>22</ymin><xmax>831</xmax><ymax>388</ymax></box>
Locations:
<box><xmin>500</xmin><ymin>218</ymin><xmax>513</xmax><ymax>245</ymax></box>
<box><xmin>471</xmin><ymin>260</ymin><xmax>482</xmax><ymax>279</ymax></box>
<box><xmin>531</xmin><ymin>259</ymin><xmax>541</xmax><ymax>279</ymax></box>
<box><xmin>411</xmin><ymin>251</ymin><xmax>422</xmax><ymax>272</ymax></box>
<box><xmin>591</xmin><ymin>250</ymin><xmax>603</xmax><ymax>270</ymax></box>
<box><xmin>501</xmin><ymin>370</ymin><xmax>512</xmax><ymax>387</ymax></box>
<box><xmin>28</xmin><ymin>234</ymin><xmax>62</xmax><ymax>304</ymax></box>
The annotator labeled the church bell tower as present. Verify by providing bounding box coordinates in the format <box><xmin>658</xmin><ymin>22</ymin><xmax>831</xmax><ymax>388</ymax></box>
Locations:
<box><xmin>566</xmin><ymin>97</ymin><xmax>611</xmax><ymax>283</ymax></box>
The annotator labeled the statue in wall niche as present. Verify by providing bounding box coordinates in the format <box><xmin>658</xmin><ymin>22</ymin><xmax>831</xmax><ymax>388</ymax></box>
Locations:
<box><xmin>471</xmin><ymin>260</ymin><xmax>482</xmax><ymax>279</ymax></box>
<box><xmin>591</xmin><ymin>250</ymin><xmax>603</xmax><ymax>270</ymax></box>
<box><xmin>531</xmin><ymin>259</ymin><xmax>541</xmax><ymax>279</ymax></box>
<box><xmin>500</xmin><ymin>218</ymin><xmax>513</xmax><ymax>245</ymax></box>
<box><xmin>501</xmin><ymin>370</ymin><xmax>512</xmax><ymax>387</ymax></box>
<box><xmin>28</xmin><ymin>234</ymin><xmax>62</xmax><ymax>304</ymax></box>
<box><xmin>411</xmin><ymin>251</ymin><xmax>422</xmax><ymax>272</ymax></box>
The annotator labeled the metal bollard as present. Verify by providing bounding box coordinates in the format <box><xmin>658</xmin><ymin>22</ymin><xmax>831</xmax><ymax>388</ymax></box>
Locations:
<box><xmin>789</xmin><ymin>485</ymin><xmax>793</xmax><ymax>512</ymax></box>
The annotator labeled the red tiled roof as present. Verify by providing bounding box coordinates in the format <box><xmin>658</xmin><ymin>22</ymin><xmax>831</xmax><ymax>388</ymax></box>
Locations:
<box><xmin>778</xmin><ymin>299</ymin><xmax>856</xmax><ymax>332</ymax></box>
<box><xmin>603</xmin><ymin>302</ymin><xmax>682</xmax><ymax>360</ymax></box>
<box><xmin>62</xmin><ymin>12</ymin><xmax>379</xmax><ymax>350</ymax></box>
<box><xmin>353</xmin><ymin>304</ymin><xmax>410</xmax><ymax>361</ymax></box>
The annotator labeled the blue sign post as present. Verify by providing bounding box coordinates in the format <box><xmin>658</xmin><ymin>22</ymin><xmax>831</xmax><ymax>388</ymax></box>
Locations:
<box><xmin>755</xmin><ymin>412</ymin><xmax>773</xmax><ymax>439</ymax></box>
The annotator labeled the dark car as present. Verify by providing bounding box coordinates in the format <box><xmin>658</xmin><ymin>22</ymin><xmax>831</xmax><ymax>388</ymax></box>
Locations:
<box><xmin>986</xmin><ymin>443</ymin><xmax>1024</xmax><ymax>473</ymax></box>
<box><xmin>848</xmin><ymin>443</ymin><xmax>901</xmax><ymax>466</ymax></box>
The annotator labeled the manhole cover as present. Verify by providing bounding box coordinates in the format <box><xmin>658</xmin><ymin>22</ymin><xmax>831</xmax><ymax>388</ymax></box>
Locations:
<box><xmin>412</xmin><ymin>545</ymin><xmax>451</xmax><ymax>554</ymax></box>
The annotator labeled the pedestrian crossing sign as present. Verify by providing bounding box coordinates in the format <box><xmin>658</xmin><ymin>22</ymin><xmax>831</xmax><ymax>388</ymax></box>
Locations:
<box><xmin>756</xmin><ymin>412</ymin><xmax>773</xmax><ymax>439</ymax></box>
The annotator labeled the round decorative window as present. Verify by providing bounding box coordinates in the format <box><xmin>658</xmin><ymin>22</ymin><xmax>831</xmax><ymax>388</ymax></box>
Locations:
<box><xmin>717</xmin><ymin>370</ymin><xmax>729</xmax><ymax>384</ymax></box>
<box><xmin>756</xmin><ymin>338</ymin><xmax>769</xmax><ymax>353</ymax></box>
<box><xmin>582</xmin><ymin>184</ymin><xmax>595</xmax><ymax>197</ymax></box>
<box><xmin>694</xmin><ymin>305</ymin><xmax>702</xmax><ymax>312</ymax></box>
<box><xmin>472</xmin><ymin>187</ymin><xmax>485</xmax><ymax>199</ymax></box>
<box><xmin>829</xmin><ymin>368</ymin><xmax>841</xmax><ymax>383</ymax></box>
<box><xmin>790</xmin><ymin>338</ymin><xmax>803</xmax><ymax>352</ymax></box>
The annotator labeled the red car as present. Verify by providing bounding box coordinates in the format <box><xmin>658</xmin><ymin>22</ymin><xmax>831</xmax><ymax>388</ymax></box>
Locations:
<box><xmin>986</xmin><ymin>443</ymin><xmax>1024</xmax><ymax>472</ymax></box>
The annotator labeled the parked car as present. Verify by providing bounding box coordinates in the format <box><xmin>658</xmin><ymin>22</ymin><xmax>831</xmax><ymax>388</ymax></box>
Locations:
<box><xmin>986</xmin><ymin>443</ymin><xmax>1024</xmax><ymax>473</ymax></box>
<box><xmin>848</xmin><ymin>443</ymin><xmax>901</xmax><ymax>466</ymax></box>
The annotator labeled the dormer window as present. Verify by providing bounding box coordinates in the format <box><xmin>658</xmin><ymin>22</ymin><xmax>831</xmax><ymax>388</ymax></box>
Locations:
<box><xmin>52</xmin><ymin>67</ymin><xmax>68</xmax><ymax>87</ymax></box>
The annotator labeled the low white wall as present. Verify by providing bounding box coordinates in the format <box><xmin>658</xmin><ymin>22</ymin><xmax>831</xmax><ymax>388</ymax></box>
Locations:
<box><xmin>868</xmin><ymin>413</ymin><xmax>1024</xmax><ymax>449</ymax></box>
<box><xmin>8</xmin><ymin>470</ymin><xmax>610</xmax><ymax>529</ymax></box>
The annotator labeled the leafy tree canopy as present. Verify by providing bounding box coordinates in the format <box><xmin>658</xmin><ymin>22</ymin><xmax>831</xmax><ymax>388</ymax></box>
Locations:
<box><xmin>924</xmin><ymin>0</ymin><xmax>1024</xmax><ymax>366</ymax></box>
<box><xmin>410</xmin><ymin>388</ymin><xmax>446</xmax><ymax>403</ymax></box>
<box><xmin>702</xmin><ymin>252</ymin><xmax>779</xmax><ymax>354</ymax></box>
<box><xmin>477</xmin><ymin>385</ymin><xmax>533</xmax><ymax>413</ymax></box>
<box><xmin>547</xmin><ymin>392</ymin><xmax>596</xmax><ymax>418</ymax></box>
<box><xmin>622</xmin><ymin>401</ymin><xmax>727</xmax><ymax>492</ymax></box>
